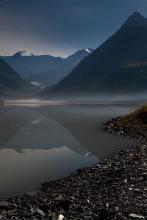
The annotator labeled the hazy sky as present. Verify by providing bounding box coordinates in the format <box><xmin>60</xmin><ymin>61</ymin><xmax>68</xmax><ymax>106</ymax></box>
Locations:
<box><xmin>0</xmin><ymin>0</ymin><xmax>147</xmax><ymax>57</ymax></box>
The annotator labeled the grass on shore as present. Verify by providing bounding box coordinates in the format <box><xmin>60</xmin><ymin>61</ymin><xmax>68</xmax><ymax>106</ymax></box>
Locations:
<box><xmin>120</xmin><ymin>105</ymin><xmax>147</xmax><ymax>130</ymax></box>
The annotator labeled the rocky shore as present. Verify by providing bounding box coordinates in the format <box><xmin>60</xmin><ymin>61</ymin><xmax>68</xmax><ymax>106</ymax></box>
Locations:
<box><xmin>0</xmin><ymin>113</ymin><xmax>147</xmax><ymax>219</ymax></box>
<box><xmin>103</xmin><ymin>117</ymin><xmax>146</xmax><ymax>144</ymax></box>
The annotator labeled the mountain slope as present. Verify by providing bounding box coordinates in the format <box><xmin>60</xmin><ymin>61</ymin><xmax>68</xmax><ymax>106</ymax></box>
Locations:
<box><xmin>99</xmin><ymin>61</ymin><xmax>147</xmax><ymax>93</ymax></box>
<box><xmin>0</xmin><ymin>59</ymin><xmax>25</xmax><ymax>89</ymax></box>
<box><xmin>48</xmin><ymin>12</ymin><xmax>147</xmax><ymax>95</ymax></box>
<box><xmin>0</xmin><ymin>58</ymin><xmax>34</xmax><ymax>97</ymax></box>
<box><xmin>4</xmin><ymin>48</ymin><xmax>93</xmax><ymax>88</ymax></box>
<box><xmin>120</xmin><ymin>105</ymin><xmax>147</xmax><ymax>129</ymax></box>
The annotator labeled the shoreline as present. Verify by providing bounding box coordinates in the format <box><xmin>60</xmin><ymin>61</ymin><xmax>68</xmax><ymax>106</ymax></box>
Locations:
<box><xmin>103</xmin><ymin>117</ymin><xmax>146</xmax><ymax>144</ymax></box>
<box><xmin>0</xmin><ymin>119</ymin><xmax>146</xmax><ymax>219</ymax></box>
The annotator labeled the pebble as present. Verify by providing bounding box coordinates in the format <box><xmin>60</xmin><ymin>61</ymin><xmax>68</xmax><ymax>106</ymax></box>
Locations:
<box><xmin>129</xmin><ymin>213</ymin><xmax>145</xmax><ymax>219</ymax></box>
<box><xmin>36</xmin><ymin>208</ymin><xmax>46</xmax><ymax>216</ymax></box>
<box><xmin>58</xmin><ymin>214</ymin><xmax>64</xmax><ymax>220</ymax></box>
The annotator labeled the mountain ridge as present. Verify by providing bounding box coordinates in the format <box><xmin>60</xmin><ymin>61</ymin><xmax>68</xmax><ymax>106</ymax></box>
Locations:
<box><xmin>4</xmin><ymin>48</ymin><xmax>93</xmax><ymax>88</ymax></box>
<box><xmin>45</xmin><ymin>12</ymin><xmax>147</xmax><ymax>96</ymax></box>
<box><xmin>121</xmin><ymin>11</ymin><xmax>147</xmax><ymax>29</ymax></box>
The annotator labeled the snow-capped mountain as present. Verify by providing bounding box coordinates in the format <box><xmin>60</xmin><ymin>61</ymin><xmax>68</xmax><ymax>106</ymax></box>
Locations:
<box><xmin>4</xmin><ymin>48</ymin><xmax>93</xmax><ymax>88</ymax></box>
<box><xmin>13</xmin><ymin>50</ymin><xmax>35</xmax><ymax>57</ymax></box>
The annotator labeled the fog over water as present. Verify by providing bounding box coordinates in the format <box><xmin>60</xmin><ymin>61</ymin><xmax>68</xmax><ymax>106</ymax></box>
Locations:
<box><xmin>5</xmin><ymin>92</ymin><xmax>147</xmax><ymax>106</ymax></box>
<box><xmin>0</xmin><ymin>99</ymin><xmax>140</xmax><ymax>196</ymax></box>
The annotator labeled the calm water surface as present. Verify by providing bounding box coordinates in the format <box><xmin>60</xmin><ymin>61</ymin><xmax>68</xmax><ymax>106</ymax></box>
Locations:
<box><xmin>0</xmin><ymin>101</ymin><xmax>139</xmax><ymax>196</ymax></box>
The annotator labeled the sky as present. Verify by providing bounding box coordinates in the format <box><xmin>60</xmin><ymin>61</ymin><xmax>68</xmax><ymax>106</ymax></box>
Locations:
<box><xmin>0</xmin><ymin>0</ymin><xmax>147</xmax><ymax>57</ymax></box>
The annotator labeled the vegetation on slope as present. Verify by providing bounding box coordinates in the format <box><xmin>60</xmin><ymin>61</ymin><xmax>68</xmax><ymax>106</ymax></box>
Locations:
<box><xmin>120</xmin><ymin>105</ymin><xmax>147</xmax><ymax>129</ymax></box>
<box><xmin>102</xmin><ymin>61</ymin><xmax>147</xmax><ymax>93</ymax></box>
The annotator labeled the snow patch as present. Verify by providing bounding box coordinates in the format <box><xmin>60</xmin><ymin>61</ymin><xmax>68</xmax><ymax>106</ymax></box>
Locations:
<box><xmin>85</xmin><ymin>48</ymin><xmax>91</xmax><ymax>53</ymax></box>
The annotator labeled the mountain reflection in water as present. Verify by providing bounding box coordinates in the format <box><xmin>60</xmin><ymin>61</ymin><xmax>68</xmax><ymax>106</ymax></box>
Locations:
<box><xmin>0</xmin><ymin>102</ymin><xmax>138</xmax><ymax>196</ymax></box>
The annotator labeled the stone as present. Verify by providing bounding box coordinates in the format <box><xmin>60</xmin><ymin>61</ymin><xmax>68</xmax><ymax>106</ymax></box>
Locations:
<box><xmin>36</xmin><ymin>208</ymin><xmax>46</xmax><ymax>216</ymax></box>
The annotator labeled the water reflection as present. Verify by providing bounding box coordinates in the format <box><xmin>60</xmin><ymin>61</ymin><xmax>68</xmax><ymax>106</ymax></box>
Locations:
<box><xmin>0</xmin><ymin>103</ymin><xmax>138</xmax><ymax>196</ymax></box>
<box><xmin>0</xmin><ymin>148</ymin><xmax>97</xmax><ymax>196</ymax></box>
<box><xmin>0</xmin><ymin>105</ymin><xmax>98</xmax><ymax>195</ymax></box>
<box><xmin>38</xmin><ymin>104</ymin><xmax>137</xmax><ymax>159</ymax></box>
<box><xmin>0</xmin><ymin>106</ymin><xmax>87</xmax><ymax>154</ymax></box>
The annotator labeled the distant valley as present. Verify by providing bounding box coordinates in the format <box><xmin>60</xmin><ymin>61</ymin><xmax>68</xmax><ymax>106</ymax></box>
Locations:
<box><xmin>3</xmin><ymin>48</ymin><xmax>93</xmax><ymax>89</ymax></box>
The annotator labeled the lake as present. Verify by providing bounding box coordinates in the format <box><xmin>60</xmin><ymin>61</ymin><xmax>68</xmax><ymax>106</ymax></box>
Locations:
<box><xmin>0</xmin><ymin>101</ymin><xmax>139</xmax><ymax>196</ymax></box>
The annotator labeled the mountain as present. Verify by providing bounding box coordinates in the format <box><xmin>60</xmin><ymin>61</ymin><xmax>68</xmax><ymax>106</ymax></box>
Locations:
<box><xmin>47</xmin><ymin>12</ymin><xmax>147</xmax><ymax>96</ymax></box>
<box><xmin>4</xmin><ymin>48</ymin><xmax>93</xmax><ymax>88</ymax></box>
<box><xmin>0</xmin><ymin>58</ymin><xmax>25</xmax><ymax>95</ymax></box>
<box><xmin>13</xmin><ymin>50</ymin><xmax>35</xmax><ymax>57</ymax></box>
<box><xmin>0</xmin><ymin>58</ymin><xmax>36</xmax><ymax>97</ymax></box>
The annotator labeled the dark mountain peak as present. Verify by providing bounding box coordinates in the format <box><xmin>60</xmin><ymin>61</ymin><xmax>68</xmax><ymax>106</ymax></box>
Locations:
<box><xmin>49</xmin><ymin>12</ymin><xmax>147</xmax><ymax>96</ymax></box>
<box><xmin>13</xmin><ymin>50</ymin><xmax>35</xmax><ymax>57</ymax></box>
<box><xmin>121</xmin><ymin>12</ymin><xmax>147</xmax><ymax>29</ymax></box>
<box><xmin>130</xmin><ymin>11</ymin><xmax>144</xmax><ymax>19</ymax></box>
